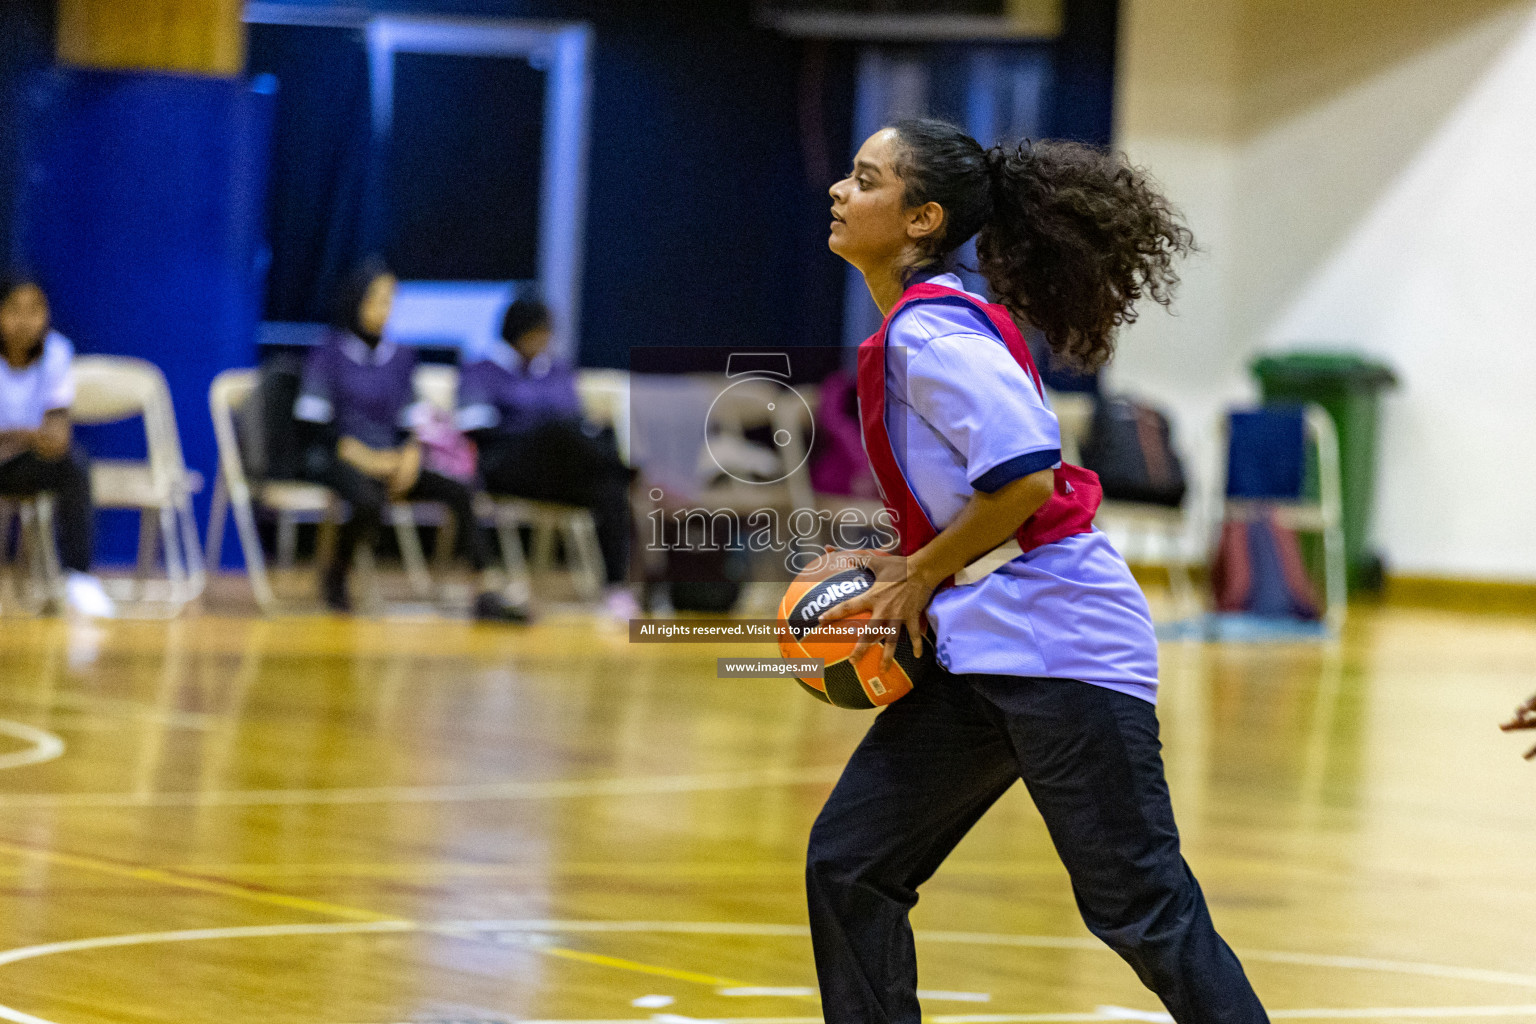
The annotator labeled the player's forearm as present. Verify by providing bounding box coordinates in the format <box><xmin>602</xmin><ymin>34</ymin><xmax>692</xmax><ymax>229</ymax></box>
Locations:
<box><xmin>907</xmin><ymin>469</ymin><xmax>1054</xmax><ymax>586</ymax></box>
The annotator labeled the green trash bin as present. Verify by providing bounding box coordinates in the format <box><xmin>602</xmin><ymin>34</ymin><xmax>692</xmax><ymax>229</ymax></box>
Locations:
<box><xmin>1251</xmin><ymin>351</ymin><xmax>1397</xmax><ymax>594</ymax></box>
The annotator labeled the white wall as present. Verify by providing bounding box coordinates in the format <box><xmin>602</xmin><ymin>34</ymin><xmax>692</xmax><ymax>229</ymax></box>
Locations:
<box><xmin>1114</xmin><ymin>0</ymin><xmax>1536</xmax><ymax>581</ymax></box>
<box><xmin>1108</xmin><ymin>0</ymin><xmax>1243</xmax><ymax>553</ymax></box>
<box><xmin>1264</xmin><ymin>5</ymin><xmax>1536</xmax><ymax>579</ymax></box>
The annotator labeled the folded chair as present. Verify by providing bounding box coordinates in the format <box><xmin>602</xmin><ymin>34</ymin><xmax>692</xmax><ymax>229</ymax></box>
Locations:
<box><xmin>69</xmin><ymin>356</ymin><xmax>204</xmax><ymax>615</ymax></box>
<box><xmin>1215</xmin><ymin>404</ymin><xmax>1346</xmax><ymax>631</ymax></box>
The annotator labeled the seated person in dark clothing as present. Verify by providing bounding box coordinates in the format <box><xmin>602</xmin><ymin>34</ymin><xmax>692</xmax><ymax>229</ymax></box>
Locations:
<box><xmin>294</xmin><ymin>262</ymin><xmax>526</xmax><ymax>621</ymax></box>
<box><xmin>457</xmin><ymin>297</ymin><xmax>636</xmax><ymax>618</ymax></box>
<box><xmin>0</xmin><ymin>274</ymin><xmax>113</xmax><ymax>617</ymax></box>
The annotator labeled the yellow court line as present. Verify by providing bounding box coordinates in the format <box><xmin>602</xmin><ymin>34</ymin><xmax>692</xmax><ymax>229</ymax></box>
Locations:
<box><xmin>157</xmin><ymin>860</ymin><xmax>1065</xmax><ymax>881</ymax></box>
<box><xmin>539</xmin><ymin>946</ymin><xmax>750</xmax><ymax>988</ymax></box>
<box><xmin>0</xmin><ymin>763</ymin><xmax>846</xmax><ymax>809</ymax></box>
<box><xmin>165</xmin><ymin>860</ymin><xmax>807</xmax><ymax>879</ymax></box>
<box><xmin>0</xmin><ymin>838</ymin><xmax>791</xmax><ymax>996</ymax></box>
<box><xmin>0</xmin><ymin>838</ymin><xmax>397</xmax><ymax>924</ymax></box>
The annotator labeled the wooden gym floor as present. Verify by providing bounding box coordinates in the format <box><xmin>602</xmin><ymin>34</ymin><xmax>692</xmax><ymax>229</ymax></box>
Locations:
<box><xmin>0</xmin><ymin>597</ymin><xmax>1534</xmax><ymax>1023</ymax></box>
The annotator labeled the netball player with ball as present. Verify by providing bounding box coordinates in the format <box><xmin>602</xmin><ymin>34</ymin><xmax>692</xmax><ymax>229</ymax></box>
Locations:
<box><xmin>809</xmin><ymin>119</ymin><xmax>1270</xmax><ymax>1022</ymax></box>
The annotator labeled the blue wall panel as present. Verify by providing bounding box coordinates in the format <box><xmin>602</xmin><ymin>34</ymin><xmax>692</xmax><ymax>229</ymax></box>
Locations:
<box><xmin>18</xmin><ymin>70</ymin><xmax>274</xmax><ymax>564</ymax></box>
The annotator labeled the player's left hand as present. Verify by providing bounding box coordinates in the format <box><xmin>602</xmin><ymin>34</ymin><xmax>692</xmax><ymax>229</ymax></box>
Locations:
<box><xmin>1501</xmin><ymin>693</ymin><xmax>1536</xmax><ymax>760</ymax></box>
<box><xmin>816</xmin><ymin>546</ymin><xmax>939</xmax><ymax>672</ymax></box>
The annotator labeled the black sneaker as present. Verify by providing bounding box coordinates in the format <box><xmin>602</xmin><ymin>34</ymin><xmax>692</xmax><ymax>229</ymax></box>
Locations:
<box><xmin>322</xmin><ymin>565</ymin><xmax>352</xmax><ymax>614</ymax></box>
<box><xmin>474</xmin><ymin>591</ymin><xmax>532</xmax><ymax>623</ymax></box>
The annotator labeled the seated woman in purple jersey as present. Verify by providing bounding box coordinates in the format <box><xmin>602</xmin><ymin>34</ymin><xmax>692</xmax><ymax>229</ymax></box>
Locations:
<box><xmin>0</xmin><ymin>275</ymin><xmax>114</xmax><ymax>617</ymax></box>
<box><xmin>457</xmin><ymin>297</ymin><xmax>636</xmax><ymax>619</ymax></box>
<box><xmin>294</xmin><ymin>263</ymin><xmax>526</xmax><ymax>621</ymax></box>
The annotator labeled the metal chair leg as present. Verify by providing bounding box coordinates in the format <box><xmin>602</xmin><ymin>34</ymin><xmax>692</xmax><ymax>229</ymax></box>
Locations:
<box><xmin>177</xmin><ymin>496</ymin><xmax>205</xmax><ymax>601</ymax></box>
<box><xmin>434</xmin><ymin>514</ymin><xmax>458</xmax><ymax>574</ymax></box>
<box><xmin>134</xmin><ymin>511</ymin><xmax>159</xmax><ymax>600</ymax></box>
<box><xmin>160</xmin><ymin>504</ymin><xmax>189</xmax><ymax>609</ymax></box>
<box><xmin>494</xmin><ymin>506</ymin><xmax>532</xmax><ymax>605</ymax></box>
<box><xmin>277</xmin><ymin>513</ymin><xmax>299</xmax><ymax>569</ymax></box>
<box><xmin>392</xmin><ymin>506</ymin><xmax>433</xmax><ymax>598</ymax></box>
<box><xmin>32</xmin><ymin>496</ymin><xmax>63</xmax><ymax>607</ymax></box>
<box><xmin>316</xmin><ymin>508</ymin><xmax>339</xmax><ymax>570</ymax></box>
<box><xmin>207</xmin><ymin>471</ymin><xmax>230</xmax><ymax>572</ymax></box>
<box><xmin>0</xmin><ymin>504</ymin><xmax>15</xmax><ymax>612</ymax></box>
<box><xmin>1323</xmin><ymin>519</ymin><xmax>1348</xmax><ymax>633</ymax></box>
<box><xmin>567</xmin><ymin>513</ymin><xmax>604</xmax><ymax>599</ymax></box>
<box><xmin>231</xmin><ymin>490</ymin><xmax>276</xmax><ymax>613</ymax></box>
<box><xmin>532</xmin><ymin>518</ymin><xmax>557</xmax><ymax>572</ymax></box>
<box><xmin>355</xmin><ymin>543</ymin><xmax>384</xmax><ymax>612</ymax></box>
<box><xmin>15</xmin><ymin>499</ymin><xmax>61</xmax><ymax>612</ymax></box>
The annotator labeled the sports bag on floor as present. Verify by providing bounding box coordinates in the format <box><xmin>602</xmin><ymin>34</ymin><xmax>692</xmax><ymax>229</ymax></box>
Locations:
<box><xmin>1079</xmin><ymin>396</ymin><xmax>1187</xmax><ymax>507</ymax></box>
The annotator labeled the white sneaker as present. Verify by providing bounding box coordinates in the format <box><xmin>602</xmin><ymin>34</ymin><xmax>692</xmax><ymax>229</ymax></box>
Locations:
<box><xmin>65</xmin><ymin>572</ymin><xmax>116</xmax><ymax>619</ymax></box>
<box><xmin>603</xmin><ymin>586</ymin><xmax>641</xmax><ymax>621</ymax></box>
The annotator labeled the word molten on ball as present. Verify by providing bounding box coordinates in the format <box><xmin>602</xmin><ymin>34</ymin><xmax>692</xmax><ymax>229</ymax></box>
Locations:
<box><xmin>777</xmin><ymin>562</ymin><xmax>930</xmax><ymax>709</ymax></box>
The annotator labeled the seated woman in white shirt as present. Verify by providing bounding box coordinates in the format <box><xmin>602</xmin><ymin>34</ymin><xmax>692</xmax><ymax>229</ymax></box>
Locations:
<box><xmin>0</xmin><ymin>275</ymin><xmax>114</xmax><ymax>616</ymax></box>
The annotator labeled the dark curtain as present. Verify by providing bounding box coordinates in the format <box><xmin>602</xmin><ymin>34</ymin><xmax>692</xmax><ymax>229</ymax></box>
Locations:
<box><xmin>386</xmin><ymin>52</ymin><xmax>544</xmax><ymax>281</ymax></box>
<box><xmin>247</xmin><ymin>23</ymin><xmax>373</xmax><ymax>323</ymax></box>
<box><xmin>0</xmin><ymin>0</ymin><xmax>55</xmax><ymax>267</ymax></box>
<box><xmin>1048</xmin><ymin>0</ymin><xmax>1117</xmax><ymax>146</ymax></box>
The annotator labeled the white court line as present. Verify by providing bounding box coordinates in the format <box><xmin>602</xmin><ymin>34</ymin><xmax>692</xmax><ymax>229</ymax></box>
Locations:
<box><xmin>0</xmin><ymin>721</ymin><xmax>64</xmax><ymax>772</ymax></box>
<box><xmin>0</xmin><ymin>921</ymin><xmax>414</xmax><ymax>968</ymax></box>
<box><xmin>330</xmin><ymin>1015</ymin><xmax>1536</xmax><ymax>1024</ymax></box>
<box><xmin>0</xmin><ymin>764</ymin><xmax>846</xmax><ymax>809</ymax></box>
<box><xmin>3</xmin><ymin>920</ymin><xmax>1536</xmax><ymax>1024</ymax></box>
<box><xmin>716</xmin><ymin>987</ymin><xmax>987</xmax><ymax>1002</ymax></box>
<box><xmin>919</xmin><ymin>931</ymin><xmax>1536</xmax><ymax>991</ymax></box>
<box><xmin>1233</xmin><ymin>951</ymin><xmax>1536</xmax><ymax>993</ymax></box>
<box><xmin>929</xmin><ymin>1016</ymin><xmax>1151</xmax><ymax>1024</ymax></box>
<box><xmin>1268</xmin><ymin>1010</ymin><xmax>1536</xmax><ymax>1020</ymax></box>
<box><xmin>937</xmin><ymin>1011</ymin><xmax>1536</xmax><ymax>1023</ymax></box>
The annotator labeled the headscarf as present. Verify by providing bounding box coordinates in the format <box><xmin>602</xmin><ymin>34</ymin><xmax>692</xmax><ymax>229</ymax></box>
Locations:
<box><xmin>329</xmin><ymin>260</ymin><xmax>391</xmax><ymax>345</ymax></box>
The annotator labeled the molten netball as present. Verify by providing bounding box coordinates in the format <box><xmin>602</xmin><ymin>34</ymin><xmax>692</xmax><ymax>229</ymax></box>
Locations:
<box><xmin>776</xmin><ymin>562</ymin><xmax>928</xmax><ymax>709</ymax></box>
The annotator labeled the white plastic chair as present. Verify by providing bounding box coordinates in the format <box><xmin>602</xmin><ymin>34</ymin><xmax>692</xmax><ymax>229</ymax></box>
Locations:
<box><xmin>69</xmin><ymin>356</ymin><xmax>204</xmax><ymax>614</ymax></box>
<box><xmin>206</xmin><ymin>368</ymin><xmax>433</xmax><ymax>613</ymax></box>
<box><xmin>576</xmin><ymin>368</ymin><xmax>631</xmax><ymax>465</ymax></box>
<box><xmin>1051</xmin><ymin>389</ymin><xmax>1196</xmax><ymax>613</ymax></box>
<box><xmin>1215</xmin><ymin>403</ymin><xmax>1346</xmax><ymax>631</ymax></box>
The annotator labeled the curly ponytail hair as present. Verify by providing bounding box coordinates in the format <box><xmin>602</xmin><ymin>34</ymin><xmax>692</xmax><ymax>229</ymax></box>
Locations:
<box><xmin>891</xmin><ymin>119</ymin><xmax>1195</xmax><ymax>372</ymax></box>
